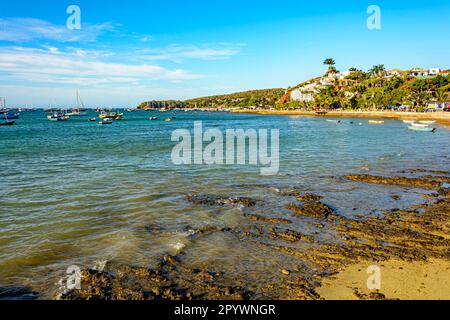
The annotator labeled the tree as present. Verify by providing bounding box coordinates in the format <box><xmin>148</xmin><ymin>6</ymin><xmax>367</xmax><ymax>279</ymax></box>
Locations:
<box><xmin>323</xmin><ymin>58</ymin><xmax>336</xmax><ymax>67</ymax></box>
<box><xmin>435</xmin><ymin>88</ymin><xmax>449</xmax><ymax>104</ymax></box>
<box><xmin>323</xmin><ymin>58</ymin><xmax>337</xmax><ymax>75</ymax></box>
<box><xmin>368</xmin><ymin>65</ymin><xmax>386</xmax><ymax>78</ymax></box>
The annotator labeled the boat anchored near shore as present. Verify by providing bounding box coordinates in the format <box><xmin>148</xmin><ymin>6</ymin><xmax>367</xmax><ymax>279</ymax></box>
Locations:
<box><xmin>408</xmin><ymin>126</ymin><xmax>436</xmax><ymax>132</ymax></box>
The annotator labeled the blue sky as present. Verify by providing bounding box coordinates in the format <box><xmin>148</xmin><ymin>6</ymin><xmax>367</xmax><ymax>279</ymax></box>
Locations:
<box><xmin>0</xmin><ymin>0</ymin><xmax>449</xmax><ymax>107</ymax></box>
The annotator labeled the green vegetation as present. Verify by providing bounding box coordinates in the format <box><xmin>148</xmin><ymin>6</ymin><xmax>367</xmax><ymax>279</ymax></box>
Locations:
<box><xmin>137</xmin><ymin>89</ymin><xmax>285</xmax><ymax>110</ymax></box>
<box><xmin>185</xmin><ymin>89</ymin><xmax>285</xmax><ymax>109</ymax></box>
<box><xmin>287</xmin><ymin>59</ymin><xmax>450</xmax><ymax>111</ymax></box>
<box><xmin>137</xmin><ymin>60</ymin><xmax>450</xmax><ymax>112</ymax></box>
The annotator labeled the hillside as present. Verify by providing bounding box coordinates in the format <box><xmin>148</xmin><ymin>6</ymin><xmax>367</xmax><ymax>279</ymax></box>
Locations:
<box><xmin>137</xmin><ymin>88</ymin><xmax>285</xmax><ymax>110</ymax></box>
<box><xmin>137</xmin><ymin>64</ymin><xmax>450</xmax><ymax>112</ymax></box>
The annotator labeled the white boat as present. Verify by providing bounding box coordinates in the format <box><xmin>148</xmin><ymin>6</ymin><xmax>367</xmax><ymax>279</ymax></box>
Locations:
<box><xmin>66</xmin><ymin>91</ymin><xmax>87</xmax><ymax>116</ymax></box>
<box><xmin>418</xmin><ymin>120</ymin><xmax>436</xmax><ymax>125</ymax></box>
<box><xmin>411</xmin><ymin>123</ymin><xmax>429</xmax><ymax>128</ymax></box>
<box><xmin>402</xmin><ymin>120</ymin><xmax>415</xmax><ymax>124</ymax></box>
<box><xmin>408</xmin><ymin>126</ymin><xmax>436</xmax><ymax>132</ymax></box>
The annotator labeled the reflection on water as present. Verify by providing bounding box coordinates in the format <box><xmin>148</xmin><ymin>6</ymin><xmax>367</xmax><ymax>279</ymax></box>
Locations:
<box><xmin>1</xmin><ymin>110</ymin><xmax>449</xmax><ymax>298</ymax></box>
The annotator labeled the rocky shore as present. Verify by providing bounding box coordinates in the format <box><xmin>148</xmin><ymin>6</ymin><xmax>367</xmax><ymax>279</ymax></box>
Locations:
<box><xmin>60</xmin><ymin>171</ymin><xmax>450</xmax><ymax>300</ymax></box>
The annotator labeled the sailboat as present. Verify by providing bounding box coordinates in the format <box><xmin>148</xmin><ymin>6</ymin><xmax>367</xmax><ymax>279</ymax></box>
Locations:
<box><xmin>66</xmin><ymin>91</ymin><xmax>87</xmax><ymax>116</ymax></box>
<box><xmin>0</xmin><ymin>97</ymin><xmax>19</xmax><ymax>120</ymax></box>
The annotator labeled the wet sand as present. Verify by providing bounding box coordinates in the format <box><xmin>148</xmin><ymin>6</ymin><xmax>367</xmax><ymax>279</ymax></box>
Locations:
<box><xmin>58</xmin><ymin>171</ymin><xmax>450</xmax><ymax>300</ymax></box>
<box><xmin>317</xmin><ymin>258</ymin><xmax>450</xmax><ymax>300</ymax></box>
<box><xmin>232</xmin><ymin>110</ymin><xmax>450</xmax><ymax>125</ymax></box>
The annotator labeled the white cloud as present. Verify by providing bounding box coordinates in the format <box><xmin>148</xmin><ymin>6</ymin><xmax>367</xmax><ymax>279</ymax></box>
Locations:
<box><xmin>140</xmin><ymin>44</ymin><xmax>243</xmax><ymax>62</ymax></box>
<box><xmin>0</xmin><ymin>18</ymin><xmax>113</xmax><ymax>43</ymax></box>
<box><xmin>0</xmin><ymin>46</ymin><xmax>205</xmax><ymax>86</ymax></box>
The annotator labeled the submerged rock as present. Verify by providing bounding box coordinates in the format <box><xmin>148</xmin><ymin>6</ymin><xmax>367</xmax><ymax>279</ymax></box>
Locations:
<box><xmin>346</xmin><ymin>174</ymin><xmax>442</xmax><ymax>189</ymax></box>
<box><xmin>186</xmin><ymin>195</ymin><xmax>257</xmax><ymax>207</ymax></box>
<box><xmin>287</xmin><ymin>193</ymin><xmax>334</xmax><ymax>219</ymax></box>
<box><xmin>60</xmin><ymin>255</ymin><xmax>254</xmax><ymax>301</ymax></box>
<box><xmin>246</xmin><ymin>214</ymin><xmax>292</xmax><ymax>225</ymax></box>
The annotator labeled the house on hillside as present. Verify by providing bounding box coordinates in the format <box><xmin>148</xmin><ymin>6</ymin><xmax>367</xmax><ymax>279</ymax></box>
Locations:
<box><xmin>428</xmin><ymin>68</ymin><xmax>441</xmax><ymax>76</ymax></box>
<box><xmin>386</xmin><ymin>69</ymin><xmax>404</xmax><ymax>77</ymax></box>
<box><xmin>290</xmin><ymin>90</ymin><xmax>315</xmax><ymax>102</ymax></box>
<box><xmin>410</xmin><ymin>68</ymin><xmax>429</xmax><ymax>77</ymax></box>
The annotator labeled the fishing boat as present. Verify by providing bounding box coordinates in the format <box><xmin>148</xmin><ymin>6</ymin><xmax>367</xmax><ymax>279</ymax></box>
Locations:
<box><xmin>408</xmin><ymin>126</ymin><xmax>436</xmax><ymax>132</ymax></box>
<box><xmin>418</xmin><ymin>120</ymin><xmax>436</xmax><ymax>125</ymax></box>
<box><xmin>368</xmin><ymin>120</ymin><xmax>385</xmax><ymax>124</ymax></box>
<box><xmin>48</xmin><ymin>112</ymin><xmax>69</xmax><ymax>121</ymax></box>
<box><xmin>0</xmin><ymin>112</ymin><xmax>15</xmax><ymax>126</ymax></box>
<box><xmin>99</xmin><ymin>120</ymin><xmax>113</xmax><ymax>125</ymax></box>
<box><xmin>411</xmin><ymin>123</ymin><xmax>430</xmax><ymax>128</ymax></box>
<box><xmin>99</xmin><ymin>111</ymin><xmax>123</xmax><ymax>120</ymax></box>
<box><xmin>0</xmin><ymin>120</ymin><xmax>15</xmax><ymax>126</ymax></box>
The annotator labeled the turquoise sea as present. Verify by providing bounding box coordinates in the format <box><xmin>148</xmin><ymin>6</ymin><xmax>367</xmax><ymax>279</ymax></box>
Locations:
<box><xmin>1</xmin><ymin>110</ymin><xmax>449</xmax><ymax>298</ymax></box>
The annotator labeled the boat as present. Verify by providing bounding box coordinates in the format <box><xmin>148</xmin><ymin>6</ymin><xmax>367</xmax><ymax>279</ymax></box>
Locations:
<box><xmin>99</xmin><ymin>120</ymin><xmax>113</xmax><ymax>125</ymax></box>
<box><xmin>0</xmin><ymin>111</ymin><xmax>15</xmax><ymax>126</ymax></box>
<box><xmin>411</xmin><ymin>123</ymin><xmax>430</xmax><ymax>128</ymax></box>
<box><xmin>402</xmin><ymin>120</ymin><xmax>415</xmax><ymax>124</ymax></box>
<box><xmin>48</xmin><ymin>112</ymin><xmax>69</xmax><ymax>121</ymax></box>
<box><xmin>418</xmin><ymin>121</ymin><xmax>436</xmax><ymax>125</ymax></box>
<box><xmin>368</xmin><ymin>120</ymin><xmax>384</xmax><ymax>124</ymax></box>
<box><xmin>408</xmin><ymin>126</ymin><xmax>436</xmax><ymax>132</ymax></box>
<box><xmin>165</xmin><ymin>118</ymin><xmax>171</xmax><ymax>122</ymax></box>
<box><xmin>326</xmin><ymin>119</ymin><xmax>341</xmax><ymax>123</ymax></box>
<box><xmin>66</xmin><ymin>91</ymin><xmax>87</xmax><ymax>116</ymax></box>
<box><xmin>149</xmin><ymin>117</ymin><xmax>158</xmax><ymax>120</ymax></box>
<box><xmin>89</xmin><ymin>118</ymin><xmax>97</xmax><ymax>122</ymax></box>
<box><xmin>0</xmin><ymin>98</ymin><xmax>19</xmax><ymax>120</ymax></box>
<box><xmin>0</xmin><ymin>120</ymin><xmax>15</xmax><ymax>126</ymax></box>
<box><xmin>99</xmin><ymin>111</ymin><xmax>123</xmax><ymax>120</ymax></box>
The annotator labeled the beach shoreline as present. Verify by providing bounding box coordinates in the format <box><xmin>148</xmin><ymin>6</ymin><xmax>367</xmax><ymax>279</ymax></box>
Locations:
<box><xmin>59</xmin><ymin>172</ymin><xmax>450</xmax><ymax>301</ymax></box>
<box><xmin>232</xmin><ymin>109</ymin><xmax>450</xmax><ymax>124</ymax></box>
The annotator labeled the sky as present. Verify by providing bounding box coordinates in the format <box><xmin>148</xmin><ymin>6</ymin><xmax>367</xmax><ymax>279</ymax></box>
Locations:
<box><xmin>0</xmin><ymin>0</ymin><xmax>449</xmax><ymax>107</ymax></box>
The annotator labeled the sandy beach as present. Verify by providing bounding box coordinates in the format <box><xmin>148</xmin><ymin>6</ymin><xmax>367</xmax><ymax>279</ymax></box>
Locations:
<box><xmin>232</xmin><ymin>109</ymin><xmax>450</xmax><ymax>124</ymax></box>
<box><xmin>317</xmin><ymin>258</ymin><xmax>450</xmax><ymax>300</ymax></box>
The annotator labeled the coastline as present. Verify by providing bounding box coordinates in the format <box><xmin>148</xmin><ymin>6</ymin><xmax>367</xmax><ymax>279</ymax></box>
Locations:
<box><xmin>232</xmin><ymin>109</ymin><xmax>450</xmax><ymax>124</ymax></box>
<box><xmin>60</xmin><ymin>172</ymin><xmax>450</xmax><ymax>301</ymax></box>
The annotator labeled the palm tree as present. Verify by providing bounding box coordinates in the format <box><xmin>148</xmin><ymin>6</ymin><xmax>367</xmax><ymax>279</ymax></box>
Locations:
<box><xmin>323</xmin><ymin>58</ymin><xmax>337</xmax><ymax>75</ymax></box>
<box><xmin>369</xmin><ymin>65</ymin><xmax>386</xmax><ymax>78</ymax></box>
<box><xmin>435</xmin><ymin>89</ymin><xmax>449</xmax><ymax>104</ymax></box>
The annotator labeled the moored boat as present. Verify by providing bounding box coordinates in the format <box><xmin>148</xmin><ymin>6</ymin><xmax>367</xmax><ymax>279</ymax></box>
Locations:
<box><xmin>402</xmin><ymin>120</ymin><xmax>415</xmax><ymax>124</ymax></box>
<box><xmin>418</xmin><ymin>120</ymin><xmax>436</xmax><ymax>125</ymax></box>
<box><xmin>48</xmin><ymin>112</ymin><xmax>70</xmax><ymax>121</ymax></box>
<box><xmin>411</xmin><ymin>123</ymin><xmax>430</xmax><ymax>128</ymax></box>
<box><xmin>99</xmin><ymin>120</ymin><xmax>113</xmax><ymax>125</ymax></box>
<box><xmin>408</xmin><ymin>126</ymin><xmax>436</xmax><ymax>132</ymax></box>
<box><xmin>0</xmin><ymin>120</ymin><xmax>15</xmax><ymax>126</ymax></box>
